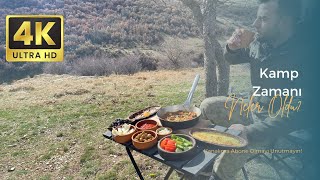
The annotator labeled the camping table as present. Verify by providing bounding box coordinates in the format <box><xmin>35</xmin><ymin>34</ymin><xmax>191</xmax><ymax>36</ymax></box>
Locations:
<box><xmin>103</xmin><ymin>119</ymin><xmax>242</xmax><ymax>180</ymax></box>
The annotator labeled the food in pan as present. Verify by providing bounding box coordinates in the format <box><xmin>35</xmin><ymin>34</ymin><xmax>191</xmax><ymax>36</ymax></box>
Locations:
<box><xmin>160</xmin><ymin>135</ymin><xmax>193</xmax><ymax>152</ymax></box>
<box><xmin>163</xmin><ymin>110</ymin><xmax>197</xmax><ymax>121</ymax></box>
<box><xmin>111</xmin><ymin>124</ymin><xmax>135</xmax><ymax>136</ymax></box>
<box><xmin>191</xmin><ymin>131</ymin><xmax>241</xmax><ymax>146</ymax></box>
<box><xmin>134</xmin><ymin>131</ymin><xmax>155</xmax><ymax>142</ymax></box>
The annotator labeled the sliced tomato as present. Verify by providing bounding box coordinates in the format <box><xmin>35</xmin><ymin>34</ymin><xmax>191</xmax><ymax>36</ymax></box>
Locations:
<box><xmin>160</xmin><ymin>140</ymin><xmax>167</xmax><ymax>149</ymax></box>
<box><xmin>164</xmin><ymin>138</ymin><xmax>170</xmax><ymax>142</ymax></box>
<box><xmin>167</xmin><ymin>139</ymin><xmax>176</xmax><ymax>146</ymax></box>
<box><xmin>160</xmin><ymin>144</ymin><xmax>165</xmax><ymax>149</ymax></box>
<box><xmin>165</xmin><ymin>146</ymin><xmax>176</xmax><ymax>152</ymax></box>
<box><xmin>160</xmin><ymin>138</ymin><xmax>170</xmax><ymax>149</ymax></box>
<box><xmin>165</xmin><ymin>145</ymin><xmax>176</xmax><ymax>149</ymax></box>
<box><xmin>164</xmin><ymin>143</ymin><xmax>176</xmax><ymax>151</ymax></box>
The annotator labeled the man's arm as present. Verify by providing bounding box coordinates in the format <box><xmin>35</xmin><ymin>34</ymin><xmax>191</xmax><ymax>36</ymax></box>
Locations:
<box><xmin>224</xmin><ymin>44</ymin><xmax>251</xmax><ymax>65</ymax></box>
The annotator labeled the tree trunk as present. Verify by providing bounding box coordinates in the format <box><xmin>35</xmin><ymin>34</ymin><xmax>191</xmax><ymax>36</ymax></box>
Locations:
<box><xmin>214</xmin><ymin>38</ymin><xmax>230</xmax><ymax>95</ymax></box>
<box><xmin>203</xmin><ymin>39</ymin><xmax>218</xmax><ymax>97</ymax></box>
<box><xmin>203</xmin><ymin>0</ymin><xmax>218</xmax><ymax>97</ymax></box>
<box><xmin>181</xmin><ymin>0</ymin><xmax>229</xmax><ymax>97</ymax></box>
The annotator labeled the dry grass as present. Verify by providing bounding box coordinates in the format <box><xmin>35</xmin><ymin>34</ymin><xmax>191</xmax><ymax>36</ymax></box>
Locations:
<box><xmin>0</xmin><ymin>67</ymin><xmax>251</xmax><ymax>180</ymax></box>
<box><xmin>0</xmin><ymin>66</ymin><xmax>250</xmax><ymax>108</ymax></box>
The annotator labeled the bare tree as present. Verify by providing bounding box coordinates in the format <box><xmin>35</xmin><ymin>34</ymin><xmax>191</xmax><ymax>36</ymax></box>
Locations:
<box><xmin>181</xmin><ymin>0</ymin><xmax>230</xmax><ymax>97</ymax></box>
<box><xmin>160</xmin><ymin>38</ymin><xmax>185</xmax><ymax>69</ymax></box>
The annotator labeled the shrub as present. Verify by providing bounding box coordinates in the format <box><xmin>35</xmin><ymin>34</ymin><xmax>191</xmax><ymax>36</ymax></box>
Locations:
<box><xmin>159</xmin><ymin>38</ymin><xmax>186</xmax><ymax>69</ymax></box>
<box><xmin>0</xmin><ymin>0</ymin><xmax>39</xmax><ymax>9</ymax></box>
<box><xmin>191</xmin><ymin>53</ymin><xmax>204</xmax><ymax>67</ymax></box>
<box><xmin>71</xmin><ymin>56</ymin><xmax>114</xmax><ymax>76</ymax></box>
<box><xmin>43</xmin><ymin>62</ymin><xmax>71</xmax><ymax>75</ymax></box>
<box><xmin>86</xmin><ymin>30</ymin><xmax>112</xmax><ymax>45</ymax></box>
<box><xmin>113</xmin><ymin>55</ymin><xmax>141</xmax><ymax>75</ymax></box>
<box><xmin>0</xmin><ymin>61</ymin><xmax>43</xmax><ymax>83</ymax></box>
<box><xmin>71</xmin><ymin>55</ymin><xmax>142</xmax><ymax>76</ymax></box>
<box><xmin>0</xmin><ymin>46</ymin><xmax>5</xmax><ymax>59</ymax></box>
<box><xmin>75</xmin><ymin>42</ymin><xmax>105</xmax><ymax>57</ymax></box>
<box><xmin>133</xmin><ymin>50</ymin><xmax>158</xmax><ymax>71</ymax></box>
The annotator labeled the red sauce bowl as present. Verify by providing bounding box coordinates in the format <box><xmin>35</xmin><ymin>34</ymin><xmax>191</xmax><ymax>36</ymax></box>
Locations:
<box><xmin>135</xmin><ymin>119</ymin><xmax>158</xmax><ymax>131</ymax></box>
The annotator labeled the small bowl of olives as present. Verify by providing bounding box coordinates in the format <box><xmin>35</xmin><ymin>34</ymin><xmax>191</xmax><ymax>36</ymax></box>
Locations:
<box><xmin>132</xmin><ymin>130</ymin><xmax>158</xmax><ymax>150</ymax></box>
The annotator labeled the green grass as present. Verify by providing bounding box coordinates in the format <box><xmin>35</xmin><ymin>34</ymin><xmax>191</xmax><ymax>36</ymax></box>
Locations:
<box><xmin>38</xmin><ymin>174</ymin><xmax>52</xmax><ymax>180</ymax></box>
<box><xmin>15</xmin><ymin>170</ymin><xmax>30</xmax><ymax>176</ymax></box>
<box><xmin>11</xmin><ymin>150</ymin><xmax>30</xmax><ymax>157</ymax></box>
<box><xmin>80</xmin><ymin>146</ymin><xmax>96</xmax><ymax>164</ymax></box>
<box><xmin>97</xmin><ymin>170</ymin><xmax>117</xmax><ymax>180</ymax></box>
<box><xmin>81</xmin><ymin>161</ymin><xmax>100</xmax><ymax>178</ymax></box>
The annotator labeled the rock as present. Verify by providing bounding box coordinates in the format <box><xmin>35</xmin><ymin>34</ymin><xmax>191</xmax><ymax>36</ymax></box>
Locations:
<box><xmin>56</xmin><ymin>132</ymin><xmax>64</xmax><ymax>137</ymax></box>
<box><xmin>8</xmin><ymin>167</ymin><xmax>15</xmax><ymax>172</ymax></box>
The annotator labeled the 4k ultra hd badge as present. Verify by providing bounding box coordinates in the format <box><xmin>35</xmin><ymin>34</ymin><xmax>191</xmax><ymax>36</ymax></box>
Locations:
<box><xmin>6</xmin><ymin>15</ymin><xmax>64</xmax><ymax>62</ymax></box>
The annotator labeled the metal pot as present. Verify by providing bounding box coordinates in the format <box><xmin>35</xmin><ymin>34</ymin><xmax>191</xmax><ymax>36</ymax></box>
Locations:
<box><xmin>157</xmin><ymin>74</ymin><xmax>201</xmax><ymax>130</ymax></box>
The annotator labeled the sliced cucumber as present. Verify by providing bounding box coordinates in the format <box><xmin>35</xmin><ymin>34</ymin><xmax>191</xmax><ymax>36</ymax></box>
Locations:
<box><xmin>175</xmin><ymin>148</ymin><xmax>183</xmax><ymax>153</ymax></box>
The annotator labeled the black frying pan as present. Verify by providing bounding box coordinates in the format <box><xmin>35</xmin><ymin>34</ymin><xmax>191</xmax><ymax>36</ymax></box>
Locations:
<box><xmin>157</xmin><ymin>74</ymin><xmax>201</xmax><ymax>130</ymax></box>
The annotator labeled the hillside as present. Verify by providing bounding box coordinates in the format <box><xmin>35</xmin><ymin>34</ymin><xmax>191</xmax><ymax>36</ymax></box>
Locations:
<box><xmin>0</xmin><ymin>0</ymin><xmax>199</xmax><ymax>51</ymax></box>
<box><xmin>0</xmin><ymin>0</ymin><xmax>202</xmax><ymax>83</ymax></box>
<box><xmin>0</xmin><ymin>0</ymin><xmax>258</xmax><ymax>83</ymax></box>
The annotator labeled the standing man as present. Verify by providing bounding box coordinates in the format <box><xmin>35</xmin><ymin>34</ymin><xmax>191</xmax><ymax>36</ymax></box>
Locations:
<box><xmin>200</xmin><ymin>0</ymin><xmax>306</xmax><ymax>179</ymax></box>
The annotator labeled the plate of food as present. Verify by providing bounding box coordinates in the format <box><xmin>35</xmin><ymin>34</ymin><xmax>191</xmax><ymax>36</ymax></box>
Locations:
<box><xmin>189</xmin><ymin>128</ymin><xmax>248</xmax><ymax>149</ymax></box>
<box><xmin>164</xmin><ymin>110</ymin><xmax>198</xmax><ymax>122</ymax></box>
<box><xmin>157</xmin><ymin>134</ymin><xmax>197</xmax><ymax>161</ymax></box>
<box><xmin>128</xmin><ymin>106</ymin><xmax>161</xmax><ymax>122</ymax></box>
<box><xmin>156</xmin><ymin>74</ymin><xmax>201</xmax><ymax>129</ymax></box>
